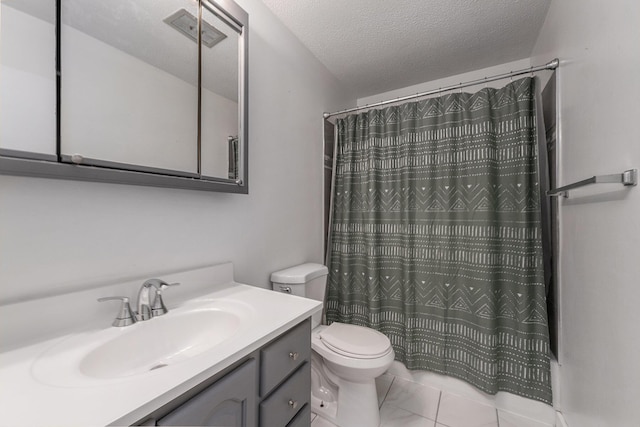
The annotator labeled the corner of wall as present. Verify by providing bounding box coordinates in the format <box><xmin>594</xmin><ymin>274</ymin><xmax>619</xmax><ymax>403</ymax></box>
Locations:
<box><xmin>556</xmin><ymin>411</ymin><xmax>570</xmax><ymax>427</ymax></box>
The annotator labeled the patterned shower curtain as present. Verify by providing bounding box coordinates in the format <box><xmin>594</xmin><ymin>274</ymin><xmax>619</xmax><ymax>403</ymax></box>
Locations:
<box><xmin>326</xmin><ymin>77</ymin><xmax>552</xmax><ymax>404</ymax></box>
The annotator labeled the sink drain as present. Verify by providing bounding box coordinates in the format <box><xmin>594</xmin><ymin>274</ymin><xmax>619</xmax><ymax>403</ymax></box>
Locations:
<box><xmin>149</xmin><ymin>363</ymin><xmax>168</xmax><ymax>371</ymax></box>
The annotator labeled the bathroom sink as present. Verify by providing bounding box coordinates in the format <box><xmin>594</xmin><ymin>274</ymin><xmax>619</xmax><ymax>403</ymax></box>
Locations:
<box><xmin>31</xmin><ymin>300</ymin><xmax>252</xmax><ymax>387</ymax></box>
<box><xmin>80</xmin><ymin>309</ymin><xmax>240</xmax><ymax>378</ymax></box>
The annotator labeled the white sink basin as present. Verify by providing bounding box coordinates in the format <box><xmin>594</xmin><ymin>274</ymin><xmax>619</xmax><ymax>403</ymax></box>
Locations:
<box><xmin>31</xmin><ymin>300</ymin><xmax>253</xmax><ymax>387</ymax></box>
<box><xmin>80</xmin><ymin>309</ymin><xmax>240</xmax><ymax>378</ymax></box>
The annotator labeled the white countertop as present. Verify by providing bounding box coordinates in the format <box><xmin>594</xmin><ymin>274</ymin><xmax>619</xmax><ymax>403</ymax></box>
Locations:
<box><xmin>0</xmin><ymin>277</ymin><xmax>321</xmax><ymax>426</ymax></box>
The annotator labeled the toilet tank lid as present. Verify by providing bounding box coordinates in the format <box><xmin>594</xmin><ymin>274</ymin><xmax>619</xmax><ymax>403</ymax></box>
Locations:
<box><xmin>270</xmin><ymin>263</ymin><xmax>328</xmax><ymax>284</ymax></box>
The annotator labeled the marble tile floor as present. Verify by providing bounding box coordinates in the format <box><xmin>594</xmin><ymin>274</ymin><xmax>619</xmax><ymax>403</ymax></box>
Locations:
<box><xmin>310</xmin><ymin>370</ymin><xmax>556</xmax><ymax>427</ymax></box>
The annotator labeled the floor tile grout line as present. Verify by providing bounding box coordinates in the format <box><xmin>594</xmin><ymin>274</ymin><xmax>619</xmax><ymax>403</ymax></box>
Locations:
<box><xmin>380</xmin><ymin>370</ymin><xmax>550</xmax><ymax>427</ymax></box>
<box><xmin>380</xmin><ymin>399</ymin><xmax>441</xmax><ymax>424</ymax></box>
<box><xmin>434</xmin><ymin>390</ymin><xmax>442</xmax><ymax>423</ymax></box>
<box><xmin>382</xmin><ymin>375</ymin><xmax>442</xmax><ymax>422</ymax></box>
<box><xmin>380</xmin><ymin>375</ymin><xmax>396</xmax><ymax>407</ymax></box>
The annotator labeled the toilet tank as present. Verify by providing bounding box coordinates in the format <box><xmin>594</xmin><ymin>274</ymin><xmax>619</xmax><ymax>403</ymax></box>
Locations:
<box><xmin>270</xmin><ymin>263</ymin><xmax>328</xmax><ymax>301</ymax></box>
<box><xmin>271</xmin><ymin>263</ymin><xmax>328</xmax><ymax>328</ymax></box>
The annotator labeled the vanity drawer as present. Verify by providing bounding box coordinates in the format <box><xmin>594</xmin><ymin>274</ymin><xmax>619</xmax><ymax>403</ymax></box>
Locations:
<box><xmin>286</xmin><ymin>403</ymin><xmax>311</xmax><ymax>427</ymax></box>
<box><xmin>259</xmin><ymin>362</ymin><xmax>310</xmax><ymax>427</ymax></box>
<box><xmin>260</xmin><ymin>319</ymin><xmax>310</xmax><ymax>396</ymax></box>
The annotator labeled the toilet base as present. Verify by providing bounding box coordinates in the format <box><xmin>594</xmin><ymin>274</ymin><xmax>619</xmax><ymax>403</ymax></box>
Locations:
<box><xmin>311</xmin><ymin>393</ymin><xmax>338</xmax><ymax>424</ymax></box>
<box><xmin>311</xmin><ymin>376</ymin><xmax>381</xmax><ymax>427</ymax></box>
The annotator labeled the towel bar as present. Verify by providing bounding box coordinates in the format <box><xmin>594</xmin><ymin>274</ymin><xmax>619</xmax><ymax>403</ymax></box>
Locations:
<box><xmin>547</xmin><ymin>169</ymin><xmax>637</xmax><ymax>197</ymax></box>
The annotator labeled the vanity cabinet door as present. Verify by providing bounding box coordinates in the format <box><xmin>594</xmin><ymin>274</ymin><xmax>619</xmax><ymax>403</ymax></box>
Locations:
<box><xmin>157</xmin><ymin>359</ymin><xmax>257</xmax><ymax>427</ymax></box>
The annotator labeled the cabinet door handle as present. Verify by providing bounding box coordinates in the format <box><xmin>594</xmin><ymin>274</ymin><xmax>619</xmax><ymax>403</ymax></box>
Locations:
<box><xmin>289</xmin><ymin>351</ymin><xmax>299</xmax><ymax>361</ymax></box>
<box><xmin>288</xmin><ymin>399</ymin><xmax>298</xmax><ymax>410</ymax></box>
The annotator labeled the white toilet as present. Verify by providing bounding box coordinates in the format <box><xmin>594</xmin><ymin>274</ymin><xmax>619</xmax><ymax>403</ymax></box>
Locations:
<box><xmin>271</xmin><ymin>263</ymin><xmax>395</xmax><ymax>427</ymax></box>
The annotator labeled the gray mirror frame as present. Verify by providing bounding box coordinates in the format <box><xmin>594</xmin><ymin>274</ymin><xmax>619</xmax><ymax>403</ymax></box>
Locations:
<box><xmin>0</xmin><ymin>0</ymin><xmax>249</xmax><ymax>194</ymax></box>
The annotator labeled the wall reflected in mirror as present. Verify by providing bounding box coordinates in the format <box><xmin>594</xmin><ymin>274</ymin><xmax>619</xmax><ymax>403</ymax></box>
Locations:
<box><xmin>200</xmin><ymin>3</ymin><xmax>240</xmax><ymax>180</ymax></box>
<box><xmin>60</xmin><ymin>0</ymin><xmax>199</xmax><ymax>174</ymax></box>
<box><xmin>0</xmin><ymin>0</ymin><xmax>56</xmax><ymax>156</ymax></box>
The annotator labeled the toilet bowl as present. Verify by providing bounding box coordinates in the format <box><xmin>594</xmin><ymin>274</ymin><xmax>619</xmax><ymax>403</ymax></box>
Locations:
<box><xmin>313</xmin><ymin>323</ymin><xmax>394</xmax><ymax>378</ymax></box>
<box><xmin>311</xmin><ymin>323</ymin><xmax>395</xmax><ymax>426</ymax></box>
<box><xmin>271</xmin><ymin>264</ymin><xmax>395</xmax><ymax>427</ymax></box>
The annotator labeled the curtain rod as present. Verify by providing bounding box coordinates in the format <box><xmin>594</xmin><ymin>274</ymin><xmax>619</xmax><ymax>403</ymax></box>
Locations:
<box><xmin>323</xmin><ymin>58</ymin><xmax>559</xmax><ymax>119</ymax></box>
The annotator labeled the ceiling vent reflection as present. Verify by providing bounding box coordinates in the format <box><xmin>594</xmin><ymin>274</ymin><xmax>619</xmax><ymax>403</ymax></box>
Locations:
<box><xmin>164</xmin><ymin>8</ymin><xmax>227</xmax><ymax>48</ymax></box>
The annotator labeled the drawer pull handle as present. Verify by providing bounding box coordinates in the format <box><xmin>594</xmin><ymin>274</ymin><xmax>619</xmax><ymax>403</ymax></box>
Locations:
<box><xmin>289</xmin><ymin>351</ymin><xmax>299</xmax><ymax>361</ymax></box>
<box><xmin>288</xmin><ymin>399</ymin><xmax>298</xmax><ymax>410</ymax></box>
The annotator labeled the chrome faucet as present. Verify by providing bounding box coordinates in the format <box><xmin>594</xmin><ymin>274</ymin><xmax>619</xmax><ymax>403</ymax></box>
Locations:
<box><xmin>97</xmin><ymin>296</ymin><xmax>137</xmax><ymax>327</ymax></box>
<box><xmin>137</xmin><ymin>278</ymin><xmax>180</xmax><ymax>321</ymax></box>
<box><xmin>98</xmin><ymin>278</ymin><xmax>180</xmax><ymax>326</ymax></box>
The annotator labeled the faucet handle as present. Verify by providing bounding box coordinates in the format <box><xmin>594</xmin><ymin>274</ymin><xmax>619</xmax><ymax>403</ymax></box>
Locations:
<box><xmin>98</xmin><ymin>296</ymin><xmax>137</xmax><ymax>327</ymax></box>
<box><xmin>151</xmin><ymin>282</ymin><xmax>180</xmax><ymax>317</ymax></box>
<box><xmin>160</xmin><ymin>282</ymin><xmax>180</xmax><ymax>290</ymax></box>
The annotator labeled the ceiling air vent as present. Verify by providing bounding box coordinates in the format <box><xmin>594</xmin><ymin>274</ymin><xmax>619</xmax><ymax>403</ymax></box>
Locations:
<box><xmin>164</xmin><ymin>9</ymin><xmax>227</xmax><ymax>48</ymax></box>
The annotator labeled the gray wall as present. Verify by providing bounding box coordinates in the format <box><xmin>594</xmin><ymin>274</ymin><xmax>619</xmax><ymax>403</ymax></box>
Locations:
<box><xmin>0</xmin><ymin>0</ymin><xmax>355</xmax><ymax>304</ymax></box>
<box><xmin>531</xmin><ymin>0</ymin><xmax>640</xmax><ymax>425</ymax></box>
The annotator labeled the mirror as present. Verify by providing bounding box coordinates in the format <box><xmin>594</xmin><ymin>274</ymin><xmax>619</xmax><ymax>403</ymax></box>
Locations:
<box><xmin>60</xmin><ymin>0</ymin><xmax>200</xmax><ymax>175</ymax></box>
<box><xmin>0</xmin><ymin>0</ymin><xmax>248</xmax><ymax>192</ymax></box>
<box><xmin>0</xmin><ymin>0</ymin><xmax>57</xmax><ymax>158</ymax></box>
<box><xmin>201</xmin><ymin>4</ymin><xmax>241</xmax><ymax>180</ymax></box>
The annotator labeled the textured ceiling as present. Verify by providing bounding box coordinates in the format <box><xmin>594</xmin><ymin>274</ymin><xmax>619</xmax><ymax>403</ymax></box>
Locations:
<box><xmin>260</xmin><ymin>0</ymin><xmax>551</xmax><ymax>98</ymax></box>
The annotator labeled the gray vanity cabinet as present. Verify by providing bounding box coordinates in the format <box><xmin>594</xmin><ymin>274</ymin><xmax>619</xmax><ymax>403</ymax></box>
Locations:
<box><xmin>156</xmin><ymin>359</ymin><xmax>257</xmax><ymax>426</ymax></box>
<box><xmin>136</xmin><ymin>319</ymin><xmax>312</xmax><ymax>427</ymax></box>
<box><xmin>284</xmin><ymin>404</ymin><xmax>312</xmax><ymax>427</ymax></box>
<box><xmin>259</xmin><ymin>320</ymin><xmax>311</xmax><ymax>427</ymax></box>
<box><xmin>260</xmin><ymin>320</ymin><xmax>311</xmax><ymax>396</ymax></box>
<box><xmin>259</xmin><ymin>362</ymin><xmax>310</xmax><ymax>427</ymax></box>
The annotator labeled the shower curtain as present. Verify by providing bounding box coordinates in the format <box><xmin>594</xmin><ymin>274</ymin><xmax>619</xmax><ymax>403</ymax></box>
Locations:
<box><xmin>326</xmin><ymin>77</ymin><xmax>552</xmax><ymax>404</ymax></box>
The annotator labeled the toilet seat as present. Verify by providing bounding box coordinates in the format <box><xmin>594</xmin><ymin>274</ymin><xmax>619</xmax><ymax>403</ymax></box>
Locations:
<box><xmin>319</xmin><ymin>322</ymin><xmax>392</xmax><ymax>359</ymax></box>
